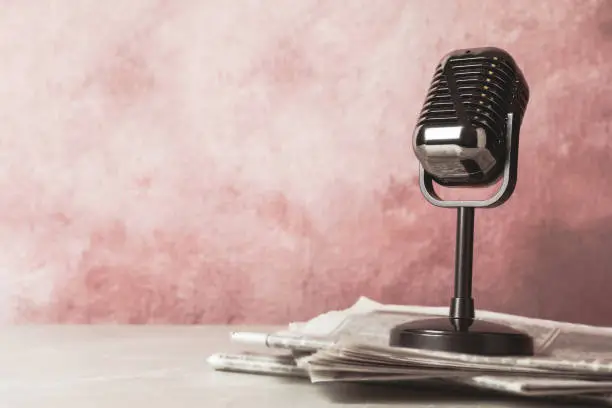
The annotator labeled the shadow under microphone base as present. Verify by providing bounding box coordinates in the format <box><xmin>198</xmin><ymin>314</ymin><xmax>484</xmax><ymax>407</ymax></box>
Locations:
<box><xmin>389</xmin><ymin>113</ymin><xmax>535</xmax><ymax>357</ymax></box>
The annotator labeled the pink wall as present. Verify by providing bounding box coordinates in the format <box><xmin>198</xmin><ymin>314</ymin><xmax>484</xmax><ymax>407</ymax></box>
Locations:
<box><xmin>2</xmin><ymin>1</ymin><xmax>612</xmax><ymax>325</ymax></box>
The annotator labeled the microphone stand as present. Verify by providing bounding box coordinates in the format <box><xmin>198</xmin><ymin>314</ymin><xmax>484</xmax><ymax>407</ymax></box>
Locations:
<box><xmin>389</xmin><ymin>113</ymin><xmax>534</xmax><ymax>356</ymax></box>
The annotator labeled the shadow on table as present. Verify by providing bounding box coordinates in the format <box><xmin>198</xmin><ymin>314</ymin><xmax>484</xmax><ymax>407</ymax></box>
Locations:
<box><xmin>315</xmin><ymin>381</ymin><xmax>610</xmax><ymax>407</ymax></box>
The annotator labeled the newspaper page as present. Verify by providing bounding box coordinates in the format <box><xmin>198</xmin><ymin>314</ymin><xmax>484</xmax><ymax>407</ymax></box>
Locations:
<box><xmin>288</xmin><ymin>297</ymin><xmax>612</xmax><ymax>375</ymax></box>
<box><xmin>212</xmin><ymin>296</ymin><xmax>612</xmax><ymax>399</ymax></box>
<box><xmin>298</xmin><ymin>298</ymin><xmax>612</xmax><ymax>398</ymax></box>
<box><xmin>207</xmin><ymin>349</ymin><xmax>612</xmax><ymax>404</ymax></box>
<box><xmin>207</xmin><ymin>352</ymin><xmax>308</xmax><ymax>378</ymax></box>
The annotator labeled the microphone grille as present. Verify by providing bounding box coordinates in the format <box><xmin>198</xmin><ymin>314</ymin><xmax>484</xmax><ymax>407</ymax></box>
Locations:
<box><xmin>417</xmin><ymin>48</ymin><xmax>529</xmax><ymax>139</ymax></box>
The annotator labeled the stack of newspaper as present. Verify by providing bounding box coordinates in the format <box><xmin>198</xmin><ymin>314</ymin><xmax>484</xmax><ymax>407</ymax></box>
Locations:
<box><xmin>207</xmin><ymin>297</ymin><xmax>612</xmax><ymax>404</ymax></box>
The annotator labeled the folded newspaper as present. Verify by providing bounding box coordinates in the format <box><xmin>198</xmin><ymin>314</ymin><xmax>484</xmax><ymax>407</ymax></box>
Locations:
<box><xmin>207</xmin><ymin>297</ymin><xmax>612</xmax><ymax>404</ymax></box>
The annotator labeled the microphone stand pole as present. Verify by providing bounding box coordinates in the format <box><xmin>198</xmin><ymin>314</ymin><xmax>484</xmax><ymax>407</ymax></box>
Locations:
<box><xmin>451</xmin><ymin>207</ymin><xmax>475</xmax><ymax>331</ymax></box>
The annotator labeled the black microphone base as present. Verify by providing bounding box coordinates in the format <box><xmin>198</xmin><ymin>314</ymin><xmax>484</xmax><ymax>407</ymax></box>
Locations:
<box><xmin>389</xmin><ymin>317</ymin><xmax>534</xmax><ymax>356</ymax></box>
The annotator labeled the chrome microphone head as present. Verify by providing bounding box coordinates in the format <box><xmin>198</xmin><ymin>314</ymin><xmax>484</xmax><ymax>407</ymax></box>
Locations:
<box><xmin>413</xmin><ymin>47</ymin><xmax>529</xmax><ymax>187</ymax></box>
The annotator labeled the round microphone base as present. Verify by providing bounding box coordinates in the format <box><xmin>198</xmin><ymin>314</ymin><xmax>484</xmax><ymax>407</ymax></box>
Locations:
<box><xmin>389</xmin><ymin>317</ymin><xmax>534</xmax><ymax>356</ymax></box>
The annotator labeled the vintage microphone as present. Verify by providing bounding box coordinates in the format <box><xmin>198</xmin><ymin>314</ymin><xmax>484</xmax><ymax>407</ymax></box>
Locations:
<box><xmin>389</xmin><ymin>47</ymin><xmax>534</xmax><ymax>356</ymax></box>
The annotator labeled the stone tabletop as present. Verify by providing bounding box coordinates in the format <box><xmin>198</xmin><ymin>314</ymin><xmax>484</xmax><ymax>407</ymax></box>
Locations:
<box><xmin>0</xmin><ymin>325</ymin><xmax>600</xmax><ymax>407</ymax></box>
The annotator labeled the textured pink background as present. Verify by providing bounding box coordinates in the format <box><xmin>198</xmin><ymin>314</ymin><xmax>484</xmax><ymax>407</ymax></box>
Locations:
<box><xmin>2</xmin><ymin>1</ymin><xmax>612</xmax><ymax>325</ymax></box>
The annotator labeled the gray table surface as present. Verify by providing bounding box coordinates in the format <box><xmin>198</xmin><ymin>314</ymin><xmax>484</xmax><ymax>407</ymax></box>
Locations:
<box><xmin>0</xmin><ymin>325</ymin><xmax>604</xmax><ymax>407</ymax></box>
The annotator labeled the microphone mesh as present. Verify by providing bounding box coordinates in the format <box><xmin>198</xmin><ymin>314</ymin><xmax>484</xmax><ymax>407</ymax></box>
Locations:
<box><xmin>417</xmin><ymin>49</ymin><xmax>529</xmax><ymax>140</ymax></box>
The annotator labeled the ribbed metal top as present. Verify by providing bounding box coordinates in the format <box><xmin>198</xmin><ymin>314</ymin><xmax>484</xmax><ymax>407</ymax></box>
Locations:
<box><xmin>417</xmin><ymin>49</ymin><xmax>529</xmax><ymax>141</ymax></box>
